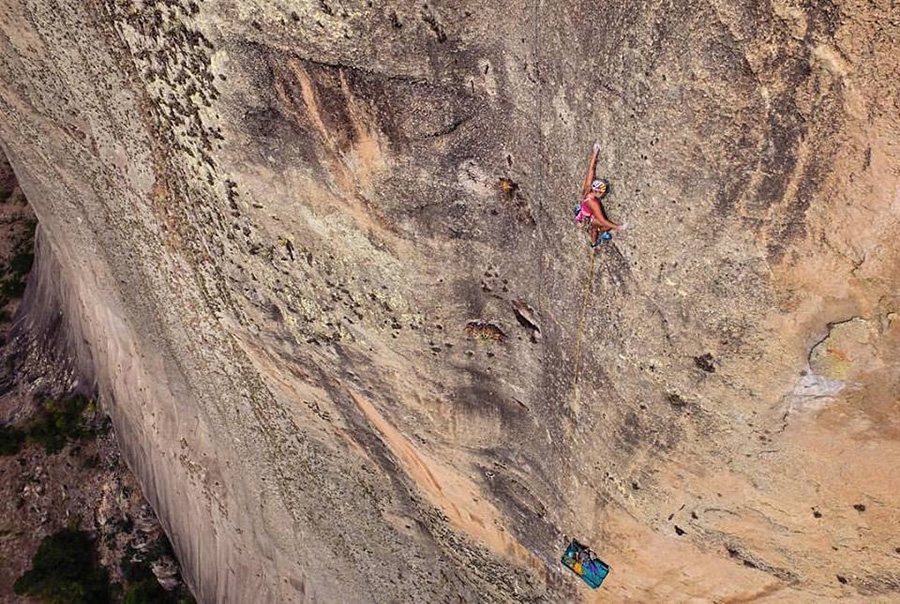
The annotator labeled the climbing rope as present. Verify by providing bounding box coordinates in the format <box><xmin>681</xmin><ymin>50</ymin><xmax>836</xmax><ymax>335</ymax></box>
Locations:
<box><xmin>533</xmin><ymin>0</ymin><xmax>546</xmax><ymax>312</ymax></box>
<box><xmin>570</xmin><ymin>250</ymin><xmax>596</xmax><ymax>407</ymax></box>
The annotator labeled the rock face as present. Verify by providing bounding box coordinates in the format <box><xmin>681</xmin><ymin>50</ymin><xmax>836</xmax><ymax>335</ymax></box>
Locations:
<box><xmin>1</xmin><ymin>0</ymin><xmax>899</xmax><ymax>601</ymax></box>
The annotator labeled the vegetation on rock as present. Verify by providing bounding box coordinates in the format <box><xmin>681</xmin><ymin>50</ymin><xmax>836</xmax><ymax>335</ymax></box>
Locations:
<box><xmin>0</xmin><ymin>394</ymin><xmax>105</xmax><ymax>456</ymax></box>
<box><xmin>27</xmin><ymin>395</ymin><xmax>97</xmax><ymax>454</ymax></box>
<box><xmin>0</xmin><ymin>423</ymin><xmax>26</xmax><ymax>455</ymax></box>
<box><xmin>121</xmin><ymin>535</ymin><xmax>194</xmax><ymax>604</ymax></box>
<box><xmin>0</xmin><ymin>216</ymin><xmax>35</xmax><ymax>309</ymax></box>
<box><xmin>13</xmin><ymin>528</ymin><xmax>112</xmax><ymax>603</ymax></box>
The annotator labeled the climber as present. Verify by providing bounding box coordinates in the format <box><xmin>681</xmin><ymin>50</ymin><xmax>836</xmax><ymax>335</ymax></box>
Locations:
<box><xmin>574</xmin><ymin>143</ymin><xmax>626</xmax><ymax>246</ymax></box>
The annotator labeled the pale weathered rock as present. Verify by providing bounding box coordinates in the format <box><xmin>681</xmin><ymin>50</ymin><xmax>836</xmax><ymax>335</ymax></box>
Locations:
<box><xmin>1</xmin><ymin>0</ymin><xmax>900</xmax><ymax>602</ymax></box>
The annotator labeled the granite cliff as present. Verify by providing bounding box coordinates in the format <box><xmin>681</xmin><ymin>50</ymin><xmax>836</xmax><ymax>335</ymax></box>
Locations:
<box><xmin>1</xmin><ymin>0</ymin><xmax>899</xmax><ymax>601</ymax></box>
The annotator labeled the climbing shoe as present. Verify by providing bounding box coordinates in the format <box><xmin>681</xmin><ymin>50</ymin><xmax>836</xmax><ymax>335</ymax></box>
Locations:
<box><xmin>591</xmin><ymin>232</ymin><xmax>612</xmax><ymax>248</ymax></box>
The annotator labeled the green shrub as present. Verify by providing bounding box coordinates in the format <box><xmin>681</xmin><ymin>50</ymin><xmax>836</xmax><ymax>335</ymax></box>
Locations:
<box><xmin>27</xmin><ymin>395</ymin><xmax>92</xmax><ymax>455</ymax></box>
<box><xmin>121</xmin><ymin>535</ymin><xmax>173</xmax><ymax>582</ymax></box>
<box><xmin>0</xmin><ymin>246</ymin><xmax>33</xmax><ymax>301</ymax></box>
<box><xmin>120</xmin><ymin>557</ymin><xmax>170</xmax><ymax>603</ymax></box>
<box><xmin>0</xmin><ymin>216</ymin><xmax>35</xmax><ymax>301</ymax></box>
<box><xmin>13</xmin><ymin>528</ymin><xmax>111</xmax><ymax>603</ymax></box>
<box><xmin>9</xmin><ymin>250</ymin><xmax>34</xmax><ymax>277</ymax></box>
<box><xmin>0</xmin><ymin>277</ymin><xmax>26</xmax><ymax>300</ymax></box>
<box><xmin>0</xmin><ymin>424</ymin><xmax>25</xmax><ymax>455</ymax></box>
<box><xmin>147</xmin><ymin>534</ymin><xmax>176</xmax><ymax>562</ymax></box>
<box><xmin>123</xmin><ymin>578</ymin><xmax>174</xmax><ymax>604</ymax></box>
<box><xmin>119</xmin><ymin>534</ymin><xmax>189</xmax><ymax>604</ymax></box>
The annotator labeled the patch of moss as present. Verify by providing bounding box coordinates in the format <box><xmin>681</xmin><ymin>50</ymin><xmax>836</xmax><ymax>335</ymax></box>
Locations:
<box><xmin>13</xmin><ymin>528</ymin><xmax>111</xmax><ymax>603</ymax></box>
<box><xmin>0</xmin><ymin>189</ymin><xmax>10</xmax><ymax>204</ymax></box>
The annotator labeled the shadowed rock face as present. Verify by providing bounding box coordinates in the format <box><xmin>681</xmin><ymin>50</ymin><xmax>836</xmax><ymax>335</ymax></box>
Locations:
<box><xmin>1</xmin><ymin>0</ymin><xmax>899</xmax><ymax>601</ymax></box>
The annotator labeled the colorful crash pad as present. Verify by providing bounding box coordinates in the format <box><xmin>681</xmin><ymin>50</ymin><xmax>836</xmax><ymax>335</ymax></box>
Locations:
<box><xmin>561</xmin><ymin>539</ymin><xmax>610</xmax><ymax>588</ymax></box>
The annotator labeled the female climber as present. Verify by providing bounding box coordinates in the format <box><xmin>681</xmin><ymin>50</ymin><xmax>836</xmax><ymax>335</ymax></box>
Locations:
<box><xmin>574</xmin><ymin>143</ymin><xmax>626</xmax><ymax>246</ymax></box>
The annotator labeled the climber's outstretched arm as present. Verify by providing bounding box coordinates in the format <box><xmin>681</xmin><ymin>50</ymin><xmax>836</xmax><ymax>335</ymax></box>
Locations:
<box><xmin>591</xmin><ymin>213</ymin><xmax>621</xmax><ymax>231</ymax></box>
<box><xmin>582</xmin><ymin>143</ymin><xmax>600</xmax><ymax>197</ymax></box>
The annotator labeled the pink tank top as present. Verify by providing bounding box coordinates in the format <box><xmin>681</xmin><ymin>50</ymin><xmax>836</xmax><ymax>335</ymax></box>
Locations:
<box><xmin>575</xmin><ymin>194</ymin><xmax>594</xmax><ymax>223</ymax></box>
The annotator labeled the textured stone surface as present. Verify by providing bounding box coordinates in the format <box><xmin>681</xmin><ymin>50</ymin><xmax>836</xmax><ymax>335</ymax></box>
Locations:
<box><xmin>1</xmin><ymin>0</ymin><xmax>899</xmax><ymax>601</ymax></box>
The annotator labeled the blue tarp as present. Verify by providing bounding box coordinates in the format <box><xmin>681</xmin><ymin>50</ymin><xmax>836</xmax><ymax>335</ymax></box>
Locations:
<box><xmin>561</xmin><ymin>539</ymin><xmax>610</xmax><ymax>588</ymax></box>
